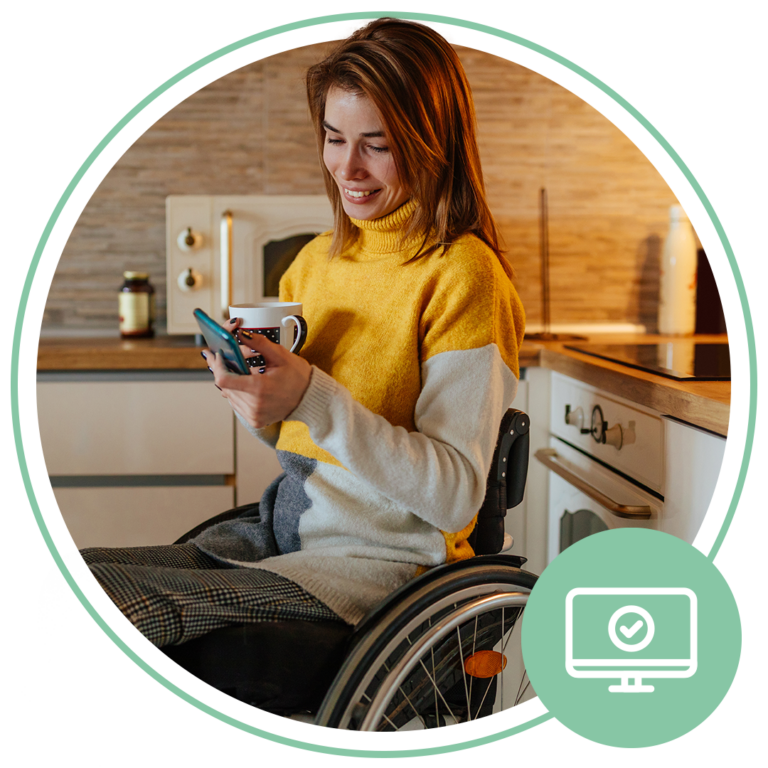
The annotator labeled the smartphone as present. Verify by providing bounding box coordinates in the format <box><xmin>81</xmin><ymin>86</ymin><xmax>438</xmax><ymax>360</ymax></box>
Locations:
<box><xmin>193</xmin><ymin>308</ymin><xmax>263</xmax><ymax>375</ymax></box>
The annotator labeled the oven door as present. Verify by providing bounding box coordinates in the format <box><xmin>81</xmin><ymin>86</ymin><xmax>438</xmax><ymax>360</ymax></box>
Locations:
<box><xmin>538</xmin><ymin>439</ymin><xmax>664</xmax><ymax>564</ymax></box>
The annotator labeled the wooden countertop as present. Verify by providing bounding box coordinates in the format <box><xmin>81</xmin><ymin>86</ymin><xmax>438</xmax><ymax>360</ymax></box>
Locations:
<box><xmin>37</xmin><ymin>332</ymin><xmax>731</xmax><ymax>436</ymax></box>
<box><xmin>38</xmin><ymin>335</ymin><xmax>208</xmax><ymax>371</ymax></box>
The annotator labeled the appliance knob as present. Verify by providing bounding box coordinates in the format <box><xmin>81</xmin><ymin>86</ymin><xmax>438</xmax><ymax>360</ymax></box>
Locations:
<box><xmin>603</xmin><ymin>420</ymin><xmax>636</xmax><ymax>450</ymax></box>
<box><xmin>177</xmin><ymin>268</ymin><xmax>203</xmax><ymax>292</ymax></box>
<box><xmin>177</xmin><ymin>227</ymin><xmax>204</xmax><ymax>251</ymax></box>
<box><xmin>590</xmin><ymin>405</ymin><xmax>607</xmax><ymax>443</ymax></box>
<box><xmin>603</xmin><ymin>424</ymin><xmax>624</xmax><ymax>449</ymax></box>
<box><xmin>564</xmin><ymin>404</ymin><xmax>586</xmax><ymax>431</ymax></box>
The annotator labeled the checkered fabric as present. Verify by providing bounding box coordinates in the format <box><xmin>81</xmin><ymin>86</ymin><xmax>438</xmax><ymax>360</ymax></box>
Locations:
<box><xmin>82</xmin><ymin>543</ymin><xmax>345</xmax><ymax>648</ymax></box>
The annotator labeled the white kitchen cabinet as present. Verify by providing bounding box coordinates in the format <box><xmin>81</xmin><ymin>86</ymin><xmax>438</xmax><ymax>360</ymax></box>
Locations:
<box><xmin>55</xmin><ymin>485</ymin><xmax>235</xmax><ymax>548</ymax></box>
<box><xmin>662</xmin><ymin>418</ymin><xmax>726</xmax><ymax>542</ymax></box>
<box><xmin>522</xmin><ymin>368</ymin><xmax>553</xmax><ymax>575</ymax></box>
<box><xmin>38</xmin><ymin>373</ymin><xmax>234</xmax><ymax>475</ymax></box>
<box><xmin>235</xmin><ymin>418</ymin><xmax>284</xmax><ymax>506</ymax></box>
<box><xmin>38</xmin><ymin>372</ymin><xmax>241</xmax><ymax>548</ymax></box>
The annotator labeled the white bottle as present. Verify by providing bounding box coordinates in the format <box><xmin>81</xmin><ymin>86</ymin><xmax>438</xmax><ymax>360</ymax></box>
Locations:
<box><xmin>658</xmin><ymin>205</ymin><xmax>698</xmax><ymax>335</ymax></box>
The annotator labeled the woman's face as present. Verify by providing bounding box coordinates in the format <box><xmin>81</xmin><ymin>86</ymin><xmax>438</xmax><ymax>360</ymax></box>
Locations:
<box><xmin>322</xmin><ymin>87</ymin><xmax>409</xmax><ymax>221</ymax></box>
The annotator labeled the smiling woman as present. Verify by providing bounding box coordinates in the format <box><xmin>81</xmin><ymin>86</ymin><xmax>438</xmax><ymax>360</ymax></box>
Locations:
<box><xmin>321</xmin><ymin>88</ymin><xmax>410</xmax><ymax>221</ymax></box>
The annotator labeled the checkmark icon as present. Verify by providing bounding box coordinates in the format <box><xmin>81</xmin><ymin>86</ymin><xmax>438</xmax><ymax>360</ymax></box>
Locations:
<box><xmin>619</xmin><ymin>619</ymin><xmax>644</xmax><ymax>639</ymax></box>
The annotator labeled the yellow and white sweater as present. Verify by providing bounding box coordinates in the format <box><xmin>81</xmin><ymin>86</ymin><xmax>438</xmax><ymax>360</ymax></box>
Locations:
<box><xmin>194</xmin><ymin>201</ymin><xmax>525</xmax><ymax>625</ymax></box>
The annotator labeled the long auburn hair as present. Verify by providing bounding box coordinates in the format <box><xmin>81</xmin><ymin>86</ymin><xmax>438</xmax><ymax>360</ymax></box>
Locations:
<box><xmin>306</xmin><ymin>17</ymin><xmax>508</xmax><ymax>268</ymax></box>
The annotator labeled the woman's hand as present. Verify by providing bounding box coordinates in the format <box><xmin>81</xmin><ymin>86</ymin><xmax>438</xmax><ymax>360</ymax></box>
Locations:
<box><xmin>204</xmin><ymin>331</ymin><xmax>312</xmax><ymax>429</ymax></box>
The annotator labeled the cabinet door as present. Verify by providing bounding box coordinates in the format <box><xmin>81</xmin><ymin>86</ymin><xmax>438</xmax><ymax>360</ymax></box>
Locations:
<box><xmin>523</xmin><ymin>368</ymin><xmax>551</xmax><ymax>575</ymax></box>
<box><xmin>56</xmin><ymin>485</ymin><xmax>235</xmax><ymax>549</ymax></box>
<box><xmin>38</xmin><ymin>376</ymin><xmax>234</xmax><ymax>476</ymax></box>
<box><xmin>662</xmin><ymin>418</ymin><xmax>726</xmax><ymax>542</ymax></box>
<box><xmin>38</xmin><ymin>374</ymin><xmax>241</xmax><ymax>549</ymax></box>
<box><xmin>235</xmin><ymin>419</ymin><xmax>283</xmax><ymax>506</ymax></box>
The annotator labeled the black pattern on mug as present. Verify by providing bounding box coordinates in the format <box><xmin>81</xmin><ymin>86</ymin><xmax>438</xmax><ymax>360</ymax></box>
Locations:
<box><xmin>243</xmin><ymin>327</ymin><xmax>280</xmax><ymax>344</ymax></box>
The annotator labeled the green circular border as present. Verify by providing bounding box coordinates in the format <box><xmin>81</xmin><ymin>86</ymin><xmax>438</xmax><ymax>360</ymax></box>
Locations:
<box><xmin>10</xmin><ymin>11</ymin><xmax>756</xmax><ymax>758</ymax></box>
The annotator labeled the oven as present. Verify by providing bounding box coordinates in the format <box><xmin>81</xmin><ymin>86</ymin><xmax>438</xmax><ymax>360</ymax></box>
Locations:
<box><xmin>165</xmin><ymin>195</ymin><xmax>334</xmax><ymax>334</ymax></box>
<box><xmin>537</xmin><ymin>373</ymin><xmax>666</xmax><ymax>563</ymax></box>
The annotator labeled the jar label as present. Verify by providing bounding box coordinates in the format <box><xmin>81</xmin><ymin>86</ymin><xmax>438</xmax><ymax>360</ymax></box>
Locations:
<box><xmin>119</xmin><ymin>293</ymin><xmax>150</xmax><ymax>333</ymax></box>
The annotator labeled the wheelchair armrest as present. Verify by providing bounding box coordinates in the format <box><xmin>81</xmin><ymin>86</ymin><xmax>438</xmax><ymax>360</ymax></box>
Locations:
<box><xmin>502</xmin><ymin>409</ymin><xmax>530</xmax><ymax>509</ymax></box>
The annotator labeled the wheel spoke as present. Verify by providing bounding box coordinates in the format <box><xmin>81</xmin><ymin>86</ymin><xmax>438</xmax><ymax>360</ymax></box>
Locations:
<box><xmin>469</xmin><ymin>615</ymin><xmax>478</xmax><ymax>714</ymax></box>
<box><xmin>515</xmin><ymin>671</ymin><xmax>531</xmax><ymax>706</ymax></box>
<box><xmin>500</xmin><ymin>607</ymin><xmax>505</xmax><ymax>713</ymax></box>
<box><xmin>472</xmin><ymin>677</ymin><xmax>494</xmax><ymax>721</ymax></box>
<box><xmin>396</xmin><ymin>685</ymin><xmax>428</xmax><ymax>730</ymax></box>
<box><xmin>432</xmin><ymin>647</ymin><xmax>439</xmax><ymax>727</ymax></box>
<box><xmin>418</xmin><ymin>657</ymin><xmax>459</xmax><ymax>724</ymax></box>
<box><xmin>457</xmin><ymin>626</ymin><xmax>471</xmax><ymax>723</ymax></box>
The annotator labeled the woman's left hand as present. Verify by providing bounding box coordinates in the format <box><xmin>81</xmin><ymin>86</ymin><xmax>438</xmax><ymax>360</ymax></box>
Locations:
<box><xmin>205</xmin><ymin>335</ymin><xmax>312</xmax><ymax>428</ymax></box>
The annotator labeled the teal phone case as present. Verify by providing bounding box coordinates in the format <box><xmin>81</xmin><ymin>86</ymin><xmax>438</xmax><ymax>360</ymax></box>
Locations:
<box><xmin>193</xmin><ymin>308</ymin><xmax>250</xmax><ymax>375</ymax></box>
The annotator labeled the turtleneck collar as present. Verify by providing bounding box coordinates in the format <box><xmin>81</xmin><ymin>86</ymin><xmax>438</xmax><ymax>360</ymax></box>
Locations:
<box><xmin>348</xmin><ymin>199</ymin><xmax>424</xmax><ymax>255</ymax></box>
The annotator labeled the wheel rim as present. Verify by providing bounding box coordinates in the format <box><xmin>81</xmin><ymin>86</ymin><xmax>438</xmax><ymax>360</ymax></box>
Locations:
<box><xmin>339</xmin><ymin>590</ymin><xmax>532</xmax><ymax>731</ymax></box>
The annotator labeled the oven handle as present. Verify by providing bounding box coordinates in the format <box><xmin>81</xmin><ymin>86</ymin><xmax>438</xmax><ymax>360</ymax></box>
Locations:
<box><xmin>220</xmin><ymin>210</ymin><xmax>233</xmax><ymax>320</ymax></box>
<box><xmin>534</xmin><ymin>448</ymin><xmax>653</xmax><ymax>520</ymax></box>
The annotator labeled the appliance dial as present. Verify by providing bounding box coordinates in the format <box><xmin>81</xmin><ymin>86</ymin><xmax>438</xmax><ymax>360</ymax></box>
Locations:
<box><xmin>564</xmin><ymin>404</ymin><xmax>586</xmax><ymax>431</ymax></box>
<box><xmin>177</xmin><ymin>268</ymin><xmax>203</xmax><ymax>292</ymax></box>
<box><xmin>603</xmin><ymin>423</ymin><xmax>624</xmax><ymax>449</ymax></box>
<box><xmin>590</xmin><ymin>405</ymin><xmax>607</xmax><ymax>443</ymax></box>
<box><xmin>177</xmin><ymin>227</ymin><xmax>204</xmax><ymax>251</ymax></box>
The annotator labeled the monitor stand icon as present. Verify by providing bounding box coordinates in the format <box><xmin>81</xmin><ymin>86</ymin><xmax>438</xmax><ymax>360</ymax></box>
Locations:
<box><xmin>565</xmin><ymin>588</ymin><xmax>698</xmax><ymax>693</ymax></box>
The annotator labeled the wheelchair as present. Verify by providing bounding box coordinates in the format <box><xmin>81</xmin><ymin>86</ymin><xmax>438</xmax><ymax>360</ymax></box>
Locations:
<box><xmin>164</xmin><ymin>408</ymin><xmax>537</xmax><ymax>731</ymax></box>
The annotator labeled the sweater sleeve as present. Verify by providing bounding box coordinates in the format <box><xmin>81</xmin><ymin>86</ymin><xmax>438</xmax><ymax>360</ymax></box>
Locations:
<box><xmin>235</xmin><ymin>411</ymin><xmax>280</xmax><ymax>449</ymax></box>
<box><xmin>287</xmin><ymin>347</ymin><xmax>518</xmax><ymax>533</ymax></box>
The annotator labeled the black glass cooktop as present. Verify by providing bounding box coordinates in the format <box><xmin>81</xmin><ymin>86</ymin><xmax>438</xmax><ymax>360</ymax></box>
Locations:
<box><xmin>564</xmin><ymin>342</ymin><xmax>730</xmax><ymax>381</ymax></box>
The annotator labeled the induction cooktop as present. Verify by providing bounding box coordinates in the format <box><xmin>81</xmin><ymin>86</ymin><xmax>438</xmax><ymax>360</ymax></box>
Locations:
<box><xmin>564</xmin><ymin>342</ymin><xmax>730</xmax><ymax>381</ymax></box>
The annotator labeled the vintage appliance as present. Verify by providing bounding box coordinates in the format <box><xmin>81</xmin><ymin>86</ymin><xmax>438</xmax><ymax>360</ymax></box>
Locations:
<box><xmin>166</xmin><ymin>195</ymin><xmax>333</xmax><ymax>334</ymax></box>
<box><xmin>537</xmin><ymin>372</ymin><xmax>725</xmax><ymax>563</ymax></box>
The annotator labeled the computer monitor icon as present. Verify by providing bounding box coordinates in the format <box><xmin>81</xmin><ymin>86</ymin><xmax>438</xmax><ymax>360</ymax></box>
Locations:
<box><xmin>565</xmin><ymin>588</ymin><xmax>697</xmax><ymax>692</ymax></box>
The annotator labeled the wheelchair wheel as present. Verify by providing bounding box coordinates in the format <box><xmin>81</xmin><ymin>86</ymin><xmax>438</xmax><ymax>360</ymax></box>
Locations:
<box><xmin>315</xmin><ymin>559</ymin><xmax>537</xmax><ymax>730</ymax></box>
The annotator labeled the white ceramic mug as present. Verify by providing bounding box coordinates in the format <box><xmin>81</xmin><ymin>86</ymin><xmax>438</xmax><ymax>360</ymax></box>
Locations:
<box><xmin>229</xmin><ymin>302</ymin><xmax>308</xmax><ymax>354</ymax></box>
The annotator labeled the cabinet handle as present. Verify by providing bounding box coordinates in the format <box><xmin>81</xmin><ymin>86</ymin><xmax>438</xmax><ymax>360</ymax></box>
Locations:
<box><xmin>534</xmin><ymin>448</ymin><xmax>652</xmax><ymax>519</ymax></box>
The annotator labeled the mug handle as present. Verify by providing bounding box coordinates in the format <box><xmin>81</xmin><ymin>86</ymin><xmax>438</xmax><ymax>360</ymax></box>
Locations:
<box><xmin>282</xmin><ymin>315</ymin><xmax>308</xmax><ymax>354</ymax></box>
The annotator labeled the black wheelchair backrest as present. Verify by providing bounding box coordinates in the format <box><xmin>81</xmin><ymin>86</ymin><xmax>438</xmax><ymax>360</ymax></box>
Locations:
<box><xmin>468</xmin><ymin>408</ymin><xmax>530</xmax><ymax>556</ymax></box>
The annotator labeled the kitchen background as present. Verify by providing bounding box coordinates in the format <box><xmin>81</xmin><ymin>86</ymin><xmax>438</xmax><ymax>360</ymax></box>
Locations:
<box><xmin>41</xmin><ymin>41</ymin><xmax>684</xmax><ymax>334</ymax></box>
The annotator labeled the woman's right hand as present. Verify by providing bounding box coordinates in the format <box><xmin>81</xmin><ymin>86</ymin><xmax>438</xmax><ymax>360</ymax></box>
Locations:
<box><xmin>205</xmin><ymin>333</ymin><xmax>312</xmax><ymax>429</ymax></box>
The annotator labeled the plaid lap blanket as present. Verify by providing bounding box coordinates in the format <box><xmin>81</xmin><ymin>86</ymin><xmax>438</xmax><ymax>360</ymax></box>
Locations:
<box><xmin>82</xmin><ymin>543</ymin><xmax>344</xmax><ymax>647</ymax></box>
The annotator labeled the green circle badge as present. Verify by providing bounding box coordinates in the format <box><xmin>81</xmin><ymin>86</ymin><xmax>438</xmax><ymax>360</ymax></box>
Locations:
<box><xmin>521</xmin><ymin>529</ymin><xmax>741</xmax><ymax>747</ymax></box>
